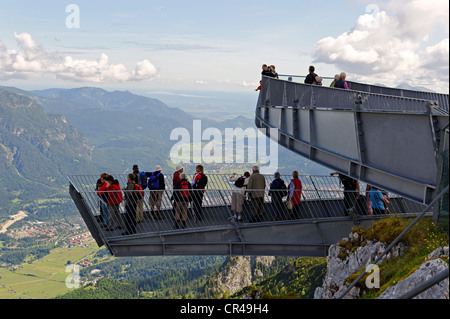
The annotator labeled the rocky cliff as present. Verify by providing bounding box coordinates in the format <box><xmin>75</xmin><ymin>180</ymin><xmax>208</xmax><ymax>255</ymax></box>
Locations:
<box><xmin>314</xmin><ymin>231</ymin><xmax>449</xmax><ymax>299</ymax></box>
<box><xmin>203</xmin><ymin>256</ymin><xmax>276</xmax><ymax>298</ymax></box>
<box><xmin>378</xmin><ymin>247</ymin><xmax>449</xmax><ymax>299</ymax></box>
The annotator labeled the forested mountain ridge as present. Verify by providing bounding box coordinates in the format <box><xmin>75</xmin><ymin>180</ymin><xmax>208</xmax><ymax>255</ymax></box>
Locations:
<box><xmin>0</xmin><ymin>88</ymin><xmax>97</xmax><ymax>215</ymax></box>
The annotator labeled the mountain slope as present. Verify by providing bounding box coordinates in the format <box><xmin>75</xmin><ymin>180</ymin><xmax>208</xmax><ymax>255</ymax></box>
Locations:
<box><xmin>0</xmin><ymin>88</ymin><xmax>97</xmax><ymax>215</ymax></box>
<box><xmin>32</xmin><ymin>87</ymin><xmax>184</xmax><ymax>117</ymax></box>
<box><xmin>232</xmin><ymin>257</ymin><xmax>327</xmax><ymax>299</ymax></box>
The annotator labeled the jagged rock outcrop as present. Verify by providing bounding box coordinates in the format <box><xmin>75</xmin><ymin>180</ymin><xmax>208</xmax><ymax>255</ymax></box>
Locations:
<box><xmin>378</xmin><ymin>247</ymin><xmax>449</xmax><ymax>299</ymax></box>
<box><xmin>314</xmin><ymin>230</ymin><xmax>449</xmax><ymax>299</ymax></box>
<box><xmin>314</xmin><ymin>232</ymin><xmax>406</xmax><ymax>299</ymax></box>
<box><xmin>204</xmin><ymin>256</ymin><xmax>275</xmax><ymax>298</ymax></box>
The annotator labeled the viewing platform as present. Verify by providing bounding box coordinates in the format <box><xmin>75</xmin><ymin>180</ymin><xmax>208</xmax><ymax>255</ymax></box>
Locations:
<box><xmin>256</xmin><ymin>75</ymin><xmax>448</xmax><ymax>204</ymax></box>
<box><xmin>69</xmin><ymin>173</ymin><xmax>428</xmax><ymax>257</ymax></box>
<box><xmin>69</xmin><ymin>75</ymin><xmax>448</xmax><ymax>257</ymax></box>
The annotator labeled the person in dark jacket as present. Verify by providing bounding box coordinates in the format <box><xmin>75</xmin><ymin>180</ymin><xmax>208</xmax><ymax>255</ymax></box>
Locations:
<box><xmin>269</xmin><ymin>172</ymin><xmax>287</xmax><ymax>220</ymax></box>
<box><xmin>261</xmin><ymin>64</ymin><xmax>275</xmax><ymax>77</ymax></box>
<box><xmin>334</xmin><ymin>72</ymin><xmax>349</xmax><ymax>89</ymax></box>
<box><xmin>122</xmin><ymin>173</ymin><xmax>141</xmax><ymax>235</ymax></box>
<box><xmin>330</xmin><ymin>172</ymin><xmax>359</xmax><ymax>216</ymax></box>
<box><xmin>304</xmin><ymin>66</ymin><xmax>318</xmax><ymax>84</ymax></box>
<box><xmin>191</xmin><ymin>165</ymin><xmax>207</xmax><ymax>221</ymax></box>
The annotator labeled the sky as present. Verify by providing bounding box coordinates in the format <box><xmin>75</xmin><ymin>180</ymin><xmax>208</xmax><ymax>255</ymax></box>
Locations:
<box><xmin>0</xmin><ymin>0</ymin><xmax>448</xmax><ymax>94</ymax></box>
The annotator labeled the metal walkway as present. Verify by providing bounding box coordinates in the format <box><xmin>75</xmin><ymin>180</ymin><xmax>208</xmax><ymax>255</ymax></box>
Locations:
<box><xmin>68</xmin><ymin>77</ymin><xmax>447</xmax><ymax>257</ymax></box>
<box><xmin>69</xmin><ymin>174</ymin><xmax>427</xmax><ymax>257</ymax></box>
<box><xmin>255</xmin><ymin>75</ymin><xmax>449</xmax><ymax>204</ymax></box>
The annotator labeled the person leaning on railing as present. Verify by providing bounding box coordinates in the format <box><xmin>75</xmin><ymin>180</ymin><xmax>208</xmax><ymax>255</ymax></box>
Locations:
<box><xmin>96</xmin><ymin>173</ymin><xmax>109</xmax><ymax>228</ymax></box>
<box><xmin>104</xmin><ymin>175</ymin><xmax>124</xmax><ymax>231</ymax></box>
<box><xmin>173</xmin><ymin>173</ymin><xmax>192</xmax><ymax>229</ymax></box>
<box><xmin>269</xmin><ymin>172</ymin><xmax>288</xmax><ymax>221</ymax></box>
<box><xmin>334</xmin><ymin>72</ymin><xmax>349</xmax><ymax>90</ymax></box>
<box><xmin>146</xmin><ymin>165</ymin><xmax>165</xmax><ymax>220</ymax></box>
<box><xmin>230</xmin><ymin>171</ymin><xmax>250</xmax><ymax>222</ymax></box>
<box><xmin>191</xmin><ymin>165</ymin><xmax>208</xmax><ymax>221</ymax></box>
<box><xmin>287</xmin><ymin>171</ymin><xmax>303</xmax><ymax>219</ymax></box>
<box><xmin>330</xmin><ymin>172</ymin><xmax>360</xmax><ymax>216</ymax></box>
<box><xmin>369</xmin><ymin>186</ymin><xmax>390</xmax><ymax>215</ymax></box>
<box><xmin>247</xmin><ymin>166</ymin><xmax>266</xmax><ymax>223</ymax></box>
<box><xmin>121</xmin><ymin>174</ymin><xmax>140</xmax><ymax>235</ymax></box>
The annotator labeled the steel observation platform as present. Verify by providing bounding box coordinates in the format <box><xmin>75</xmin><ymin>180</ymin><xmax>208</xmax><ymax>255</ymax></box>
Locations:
<box><xmin>69</xmin><ymin>75</ymin><xmax>448</xmax><ymax>257</ymax></box>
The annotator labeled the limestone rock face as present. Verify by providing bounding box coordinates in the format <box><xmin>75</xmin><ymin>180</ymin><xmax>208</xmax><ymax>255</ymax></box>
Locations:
<box><xmin>314</xmin><ymin>232</ymin><xmax>406</xmax><ymax>299</ymax></box>
<box><xmin>378</xmin><ymin>247</ymin><xmax>449</xmax><ymax>299</ymax></box>
<box><xmin>207</xmin><ymin>256</ymin><xmax>275</xmax><ymax>297</ymax></box>
<box><xmin>315</xmin><ymin>229</ymin><xmax>449</xmax><ymax>300</ymax></box>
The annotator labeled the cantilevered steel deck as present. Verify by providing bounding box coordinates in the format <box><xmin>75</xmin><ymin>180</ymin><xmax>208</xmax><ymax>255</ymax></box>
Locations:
<box><xmin>69</xmin><ymin>77</ymin><xmax>448</xmax><ymax>257</ymax></box>
<box><xmin>255</xmin><ymin>75</ymin><xmax>449</xmax><ymax>204</ymax></box>
<box><xmin>69</xmin><ymin>174</ymin><xmax>427</xmax><ymax>257</ymax></box>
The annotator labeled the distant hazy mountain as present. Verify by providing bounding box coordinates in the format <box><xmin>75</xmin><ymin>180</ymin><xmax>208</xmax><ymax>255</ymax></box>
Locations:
<box><xmin>0</xmin><ymin>84</ymin><xmax>329</xmax><ymax>217</ymax></box>
<box><xmin>0</xmin><ymin>88</ymin><xmax>97</xmax><ymax>215</ymax></box>
<box><xmin>32</xmin><ymin>87</ymin><xmax>182</xmax><ymax>117</ymax></box>
<box><xmin>395</xmin><ymin>83</ymin><xmax>436</xmax><ymax>93</ymax></box>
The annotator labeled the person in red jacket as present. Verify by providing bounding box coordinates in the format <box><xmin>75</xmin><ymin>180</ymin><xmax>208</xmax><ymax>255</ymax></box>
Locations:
<box><xmin>288</xmin><ymin>171</ymin><xmax>303</xmax><ymax>219</ymax></box>
<box><xmin>96</xmin><ymin>173</ymin><xmax>109</xmax><ymax>227</ymax></box>
<box><xmin>105</xmin><ymin>175</ymin><xmax>124</xmax><ymax>231</ymax></box>
<box><xmin>173</xmin><ymin>165</ymin><xmax>183</xmax><ymax>188</ymax></box>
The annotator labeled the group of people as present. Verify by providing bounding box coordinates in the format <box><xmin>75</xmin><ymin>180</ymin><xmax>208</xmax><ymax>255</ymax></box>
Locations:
<box><xmin>330</xmin><ymin>172</ymin><xmax>390</xmax><ymax>217</ymax></box>
<box><xmin>256</xmin><ymin>64</ymin><xmax>350</xmax><ymax>91</ymax></box>
<box><xmin>305</xmin><ymin>65</ymin><xmax>349</xmax><ymax>89</ymax></box>
<box><xmin>255</xmin><ymin>64</ymin><xmax>279</xmax><ymax>91</ymax></box>
<box><xmin>261</xmin><ymin>64</ymin><xmax>279</xmax><ymax>79</ymax></box>
<box><xmin>229</xmin><ymin>167</ymin><xmax>304</xmax><ymax>223</ymax></box>
<box><xmin>95</xmin><ymin>164</ymin><xmax>208</xmax><ymax>234</ymax></box>
<box><xmin>95</xmin><ymin>164</ymin><xmax>307</xmax><ymax>234</ymax></box>
<box><xmin>95</xmin><ymin>164</ymin><xmax>390</xmax><ymax>235</ymax></box>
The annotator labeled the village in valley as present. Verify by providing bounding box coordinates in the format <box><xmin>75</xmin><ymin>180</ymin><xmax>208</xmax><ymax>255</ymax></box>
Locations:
<box><xmin>0</xmin><ymin>213</ymin><xmax>94</xmax><ymax>252</ymax></box>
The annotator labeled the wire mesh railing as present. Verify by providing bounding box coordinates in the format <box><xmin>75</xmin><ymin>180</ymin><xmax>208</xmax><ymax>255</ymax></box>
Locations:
<box><xmin>68</xmin><ymin>174</ymin><xmax>427</xmax><ymax>240</ymax></box>
<box><xmin>258</xmin><ymin>75</ymin><xmax>448</xmax><ymax>114</ymax></box>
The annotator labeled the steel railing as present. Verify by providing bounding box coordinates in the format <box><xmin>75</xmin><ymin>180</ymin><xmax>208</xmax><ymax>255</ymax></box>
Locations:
<box><xmin>68</xmin><ymin>174</ymin><xmax>427</xmax><ymax>240</ymax></box>
<box><xmin>258</xmin><ymin>75</ymin><xmax>447</xmax><ymax>114</ymax></box>
<box><xmin>273</xmin><ymin>74</ymin><xmax>449</xmax><ymax>113</ymax></box>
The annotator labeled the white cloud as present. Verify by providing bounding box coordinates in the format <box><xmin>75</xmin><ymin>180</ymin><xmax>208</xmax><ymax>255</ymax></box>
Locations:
<box><xmin>312</xmin><ymin>0</ymin><xmax>449</xmax><ymax>92</ymax></box>
<box><xmin>195</xmin><ymin>80</ymin><xmax>207</xmax><ymax>85</ymax></box>
<box><xmin>239</xmin><ymin>81</ymin><xmax>258</xmax><ymax>88</ymax></box>
<box><xmin>0</xmin><ymin>32</ymin><xmax>158</xmax><ymax>82</ymax></box>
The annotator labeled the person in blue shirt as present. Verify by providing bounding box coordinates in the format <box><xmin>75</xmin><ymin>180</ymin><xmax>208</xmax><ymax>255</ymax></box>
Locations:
<box><xmin>369</xmin><ymin>187</ymin><xmax>390</xmax><ymax>215</ymax></box>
